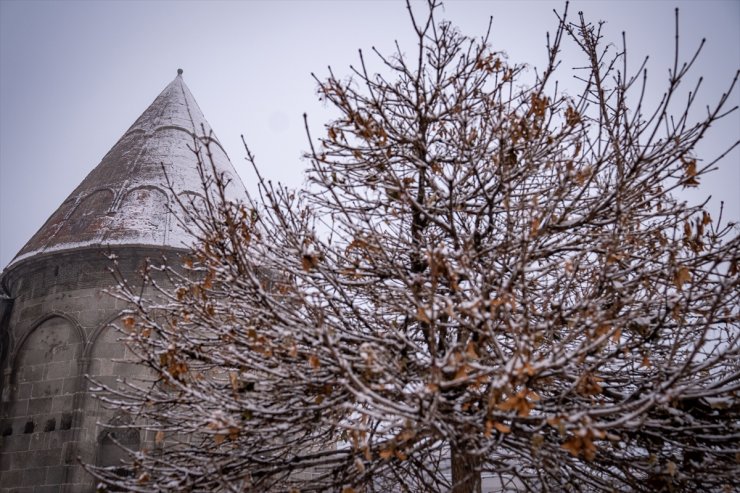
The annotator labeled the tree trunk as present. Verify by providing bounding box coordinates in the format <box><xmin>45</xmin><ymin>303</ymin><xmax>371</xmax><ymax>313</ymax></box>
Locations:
<box><xmin>451</xmin><ymin>447</ymin><xmax>482</xmax><ymax>493</ymax></box>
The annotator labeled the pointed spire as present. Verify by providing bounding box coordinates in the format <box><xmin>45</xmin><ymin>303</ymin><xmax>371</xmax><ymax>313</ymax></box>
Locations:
<box><xmin>9</xmin><ymin>72</ymin><xmax>245</xmax><ymax>266</ymax></box>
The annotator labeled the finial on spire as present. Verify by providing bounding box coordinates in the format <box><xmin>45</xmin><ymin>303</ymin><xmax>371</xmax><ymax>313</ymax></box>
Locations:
<box><xmin>177</xmin><ymin>68</ymin><xmax>183</xmax><ymax>76</ymax></box>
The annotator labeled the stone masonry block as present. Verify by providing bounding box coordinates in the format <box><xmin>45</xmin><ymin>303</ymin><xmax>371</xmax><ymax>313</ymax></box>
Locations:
<box><xmin>89</xmin><ymin>359</ymin><xmax>112</xmax><ymax>377</ymax></box>
<box><xmin>51</xmin><ymin>395</ymin><xmax>73</xmax><ymax>413</ymax></box>
<box><xmin>31</xmin><ymin>381</ymin><xmax>58</xmax><ymax>399</ymax></box>
<box><xmin>27</xmin><ymin>397</ymin><xmax>52</xmax><ymax>415</ymax></box>
<box><xmin>44</xmin><ymin>465</ymin><xmax>66</xmax><ymax>485</ymax></box>
<box><xmin>0</xmin><ymin>468</ymin><xmax>24</xmax><ymax>487</ymax></box>
<box><xmin>9</xmin><ymin>450</ymin><xmax>33</xmax><ymax>470</ymax></box>
<box><xmin>92</xmin><ymin>342</ymin><xmax>125</xmax><ymax>359</ymax></box>
<box><xmin>32</xmin><ymin>486</ymin><xmax>61</xmax><ymax>493</ymax></box>
<box><xmin>10</xmin><ymin>398</ymin><xmax>28</xmax><ymax>416</ymax></box>
<box><xmin>0</xmin><ymin>452</ymin><xmax>11</xmax><ymax>471</ymax></box>
<box><xmin>1</xmin><ymin>435</ymin><xmax>30</xmax><ymax>453</ymax></box>
<box><xmin>22</xmin><ymin>467</ymin><xmax>47</xmax><ymax>486</ymax></box>
<box><xmin>45</xmin><ymin>430</ymin><xmax>72</xmax><ymax>451</ymax></box>
<box><xmin>62</xmin><ymin>378</ymin><xmax>79</xmax><ymax>394</ymax></box>
<box><xmin>8</xmin><ymin>486</ymin><xmax>33</xmax><ymax>493</ymax></box>
<box><xmin>18</xmin><ymin>365</ymin><xmax>43</xmax><ymax>384</ymax></box>
<box><xmin>30</xmin><ymin>447</ymin><xmax>63</xmax><ymax>468</ymax></box>
<box><xmin>68</xmin><ymin>465</ymin><xmax>90</xmax><ymax>488</ymax></box>
<box><xmin>16</xmin><ymin>383</ymin><xmax>32</xmax><ymax>400</ymax></box>
<box><xmin>61</xmin><ymin>441</ymin><xmax>79</xmax><ymax>463</ymax></box>
<box><xmin>45</xmin><ymin>361</ymin><xmax>74</xmax><ymax>380</ymax></box>
<box><xmin>85</xmin><ymin>359</ymin><xmax>102</xmax><ymax>375</ymax></box>
<box><xmin>52</xmin><ymin>345</ymin><xmax>80</xmax><ymax>363</ymax></box>
<box><xmin>20</xmin><ymin>349</ymin><xmax>48</xmax><ymax>367</ymax></box>
<box><xmin>28</xmin><ymin>432</ymin><xmax>47</xmax><ymax>451</ymax></box>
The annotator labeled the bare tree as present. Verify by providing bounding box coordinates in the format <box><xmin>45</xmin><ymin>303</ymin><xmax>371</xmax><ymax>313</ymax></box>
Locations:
<box><xmin>89</xmin><ymin>1</ymin><xmax>739</xmax><ymax>491</ymax></box>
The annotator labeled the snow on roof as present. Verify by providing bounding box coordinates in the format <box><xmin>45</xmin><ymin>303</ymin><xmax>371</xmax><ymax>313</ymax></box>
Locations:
<box><xmin>4</xmin><ymin>71</ymin><xmax>246</xmax><ymax>271</ymax></box>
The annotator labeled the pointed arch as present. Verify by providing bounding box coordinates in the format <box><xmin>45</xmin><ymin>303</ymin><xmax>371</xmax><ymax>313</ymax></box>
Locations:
<box><xmin>46</xmin><ymin>189</ymin><xmax>116</xmax><ymax>249</ymax></box>
<box><xmin>10</xmin><ymin>312</ymin><xmax>85</xmax><ymax>371</ymax></box>
<box><xmin>2</xmin><ymin>315</ymin><xmax>85</xmax><ymax>453</ymax></box>
<box><xmin>104</xmin><ymin>186</ymin><xmax>169</xmax><ymax>244</ymax></box>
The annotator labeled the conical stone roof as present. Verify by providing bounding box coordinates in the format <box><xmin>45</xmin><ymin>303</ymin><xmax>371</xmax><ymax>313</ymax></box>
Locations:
<box><xmin>8</xmin><ymin>70</ymin><xmax>244</xmax><ymax>267</ymax></box>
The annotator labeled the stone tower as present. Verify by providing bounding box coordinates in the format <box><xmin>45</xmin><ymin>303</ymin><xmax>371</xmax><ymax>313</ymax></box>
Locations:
<box><xmin>0</xmin><ymin>71</ymin><xmax>244</xmax><ymax>492</ymax></box>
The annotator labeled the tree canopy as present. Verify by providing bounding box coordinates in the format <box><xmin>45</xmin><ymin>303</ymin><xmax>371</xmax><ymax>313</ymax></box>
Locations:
<box><xmin>90</xmin><ymin>2</ymin><xmax>739</xmax><ymax>491</ymax></box>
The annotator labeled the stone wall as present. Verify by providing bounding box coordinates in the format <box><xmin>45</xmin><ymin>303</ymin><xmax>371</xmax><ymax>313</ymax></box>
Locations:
<box><xmin>0</xmin><ymin>246</ymin><xmax>182</xmax><ymax>493</ymax></box>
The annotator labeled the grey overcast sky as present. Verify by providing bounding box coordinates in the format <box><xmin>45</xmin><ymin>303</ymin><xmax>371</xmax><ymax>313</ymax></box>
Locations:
<box><xmin>1</xmin><ymin>0</ymin><xmax>738</xmax><ymax>269</ymax></box>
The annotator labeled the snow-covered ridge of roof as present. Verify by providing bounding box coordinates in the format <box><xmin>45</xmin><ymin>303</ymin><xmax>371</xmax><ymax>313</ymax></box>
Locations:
<box><xmin>4</xmin><ymin>71</ymin><xmax>245</xmax><ymax>271</ymax></box>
